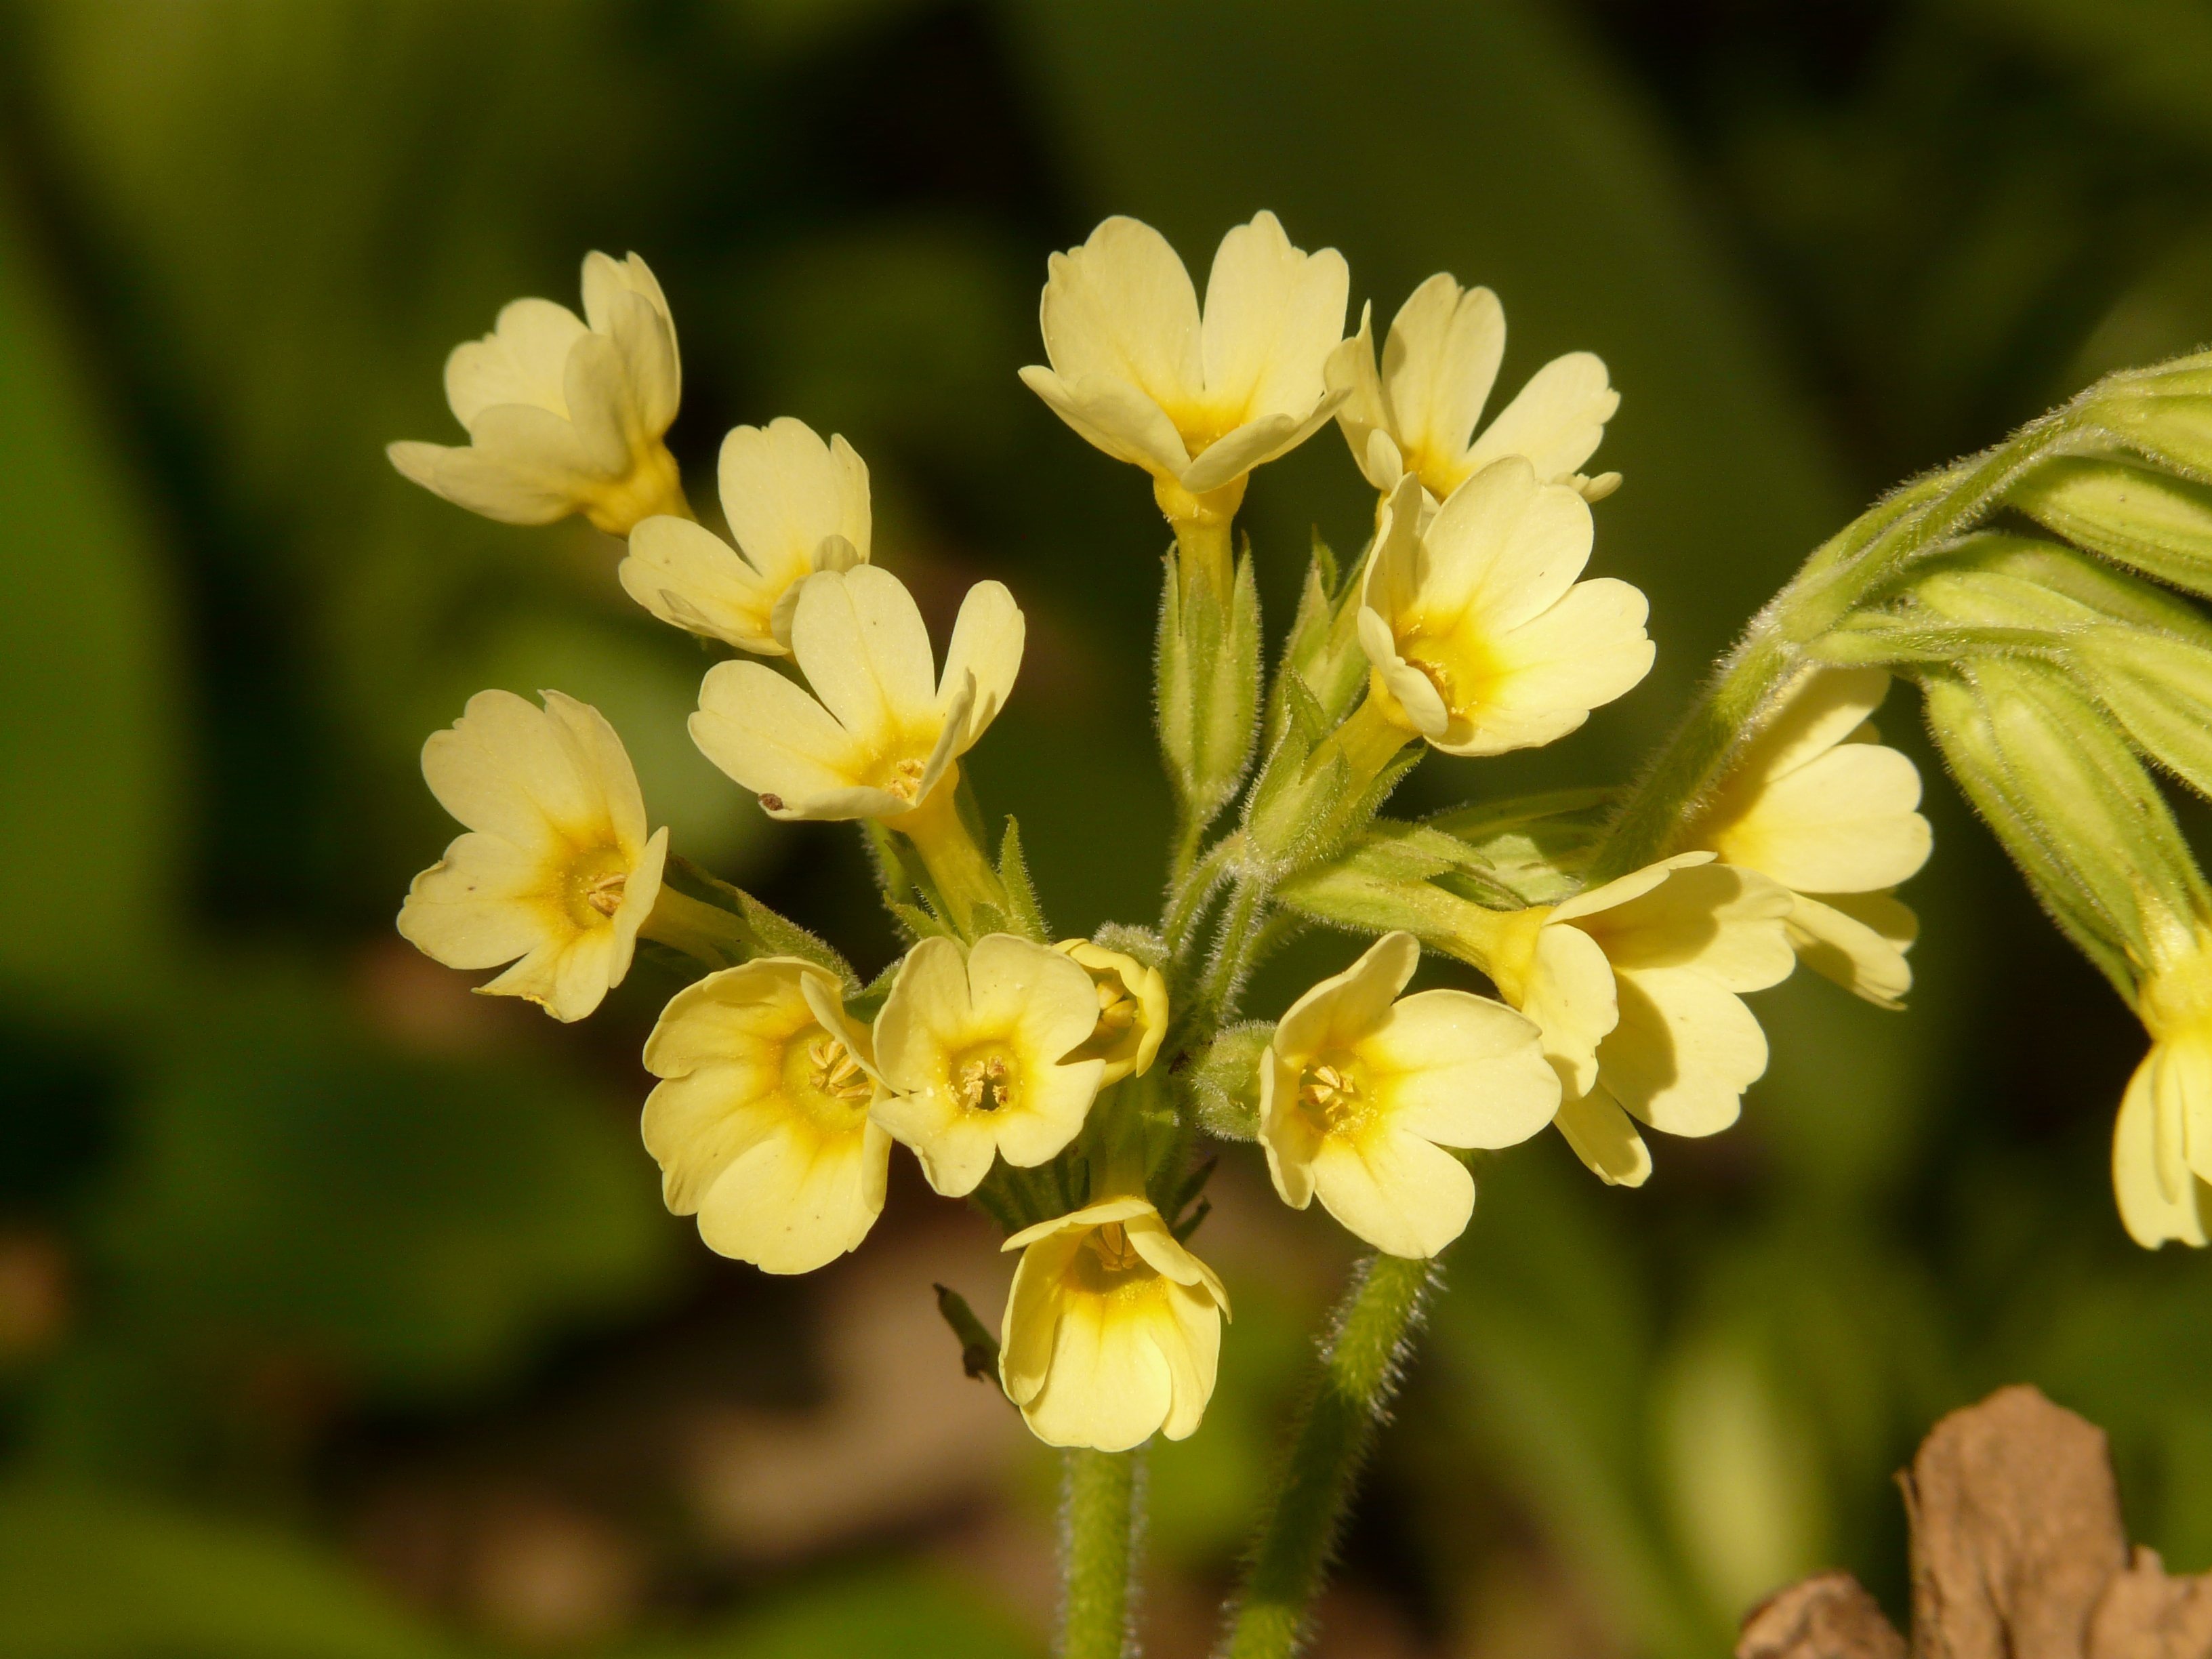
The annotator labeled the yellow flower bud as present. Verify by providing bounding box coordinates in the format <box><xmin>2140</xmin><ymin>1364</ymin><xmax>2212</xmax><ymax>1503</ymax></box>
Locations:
<box><xmin>1055</xmin><ymin>941</ymin><xmax>1170</xmax><ymax>1086</ymax></box>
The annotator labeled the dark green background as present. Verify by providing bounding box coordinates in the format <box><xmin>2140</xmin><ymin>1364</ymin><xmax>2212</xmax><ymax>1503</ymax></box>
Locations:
<box><xmin>5</xmin><ymin>2</ymin><xmax>2212</xmax><ymax>1654</ymax></box>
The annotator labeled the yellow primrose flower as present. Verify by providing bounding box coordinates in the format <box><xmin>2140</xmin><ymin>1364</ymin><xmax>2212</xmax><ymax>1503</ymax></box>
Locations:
<box><xmin>1057</xmin><ymin>941</ymin><xmax>1170</xmax><ymax>1086</ymax></box>
<box><xmin>999</xmin><ymin>1195</ymin><xmax>1230</xmax><ymax>1451</ymax></box>
<box><xmin>2114</xmin><ymin>930</ymin><xmax>2212</xmax><ymax>1248</ymax></box>
<box><xmin>1328</xmin><ymin>274</ymin><xmax>1620</xmax><ymax>506</ymax></box>
<box><xmin>1471</xmin><ymin>855</ymin><xmax>1795</xmax><ymax>1186</ymax></box>
<box><xmin>641</xmin><ymin>958</ymin><xmax>890</xmax><ymax>1274</ymax></box>
<box><xmin>388</xmin><ymin>252</ymin><xmax>686</xmax><ymax>536</ymax></box>
<box><xmin>872</xmin><ymin>934</ymin><xmax>1107</xmax><ymax>1197</ymax></box>
<box><xmin>1357</xmin><ymin>466</ymin><xmax>1653</xmax><ymax>757</ymax></box>
<box><xmin>1019</xmin><ymin>211</ymin><xmax>1350</xmax><ymax>526</ymax></box>
<box><xmin>1259</xmin><ymin>933</ymin><xmax>1558</xmax><ymax>1258</ymax></box>
<box><xmin>1681</xmin><ymin>668</ymin><xmax>1933</xmax><ymax>1009</ymax></box>
<box><xmin>690</xmin><ymin>564</ymin><xmax>1021</xmax><ymax>824</ymax></box>
<box><xmin>397</xmin><ymin>689</ymin><xmax>668</xmax><ymax>1023</ymax></box>
<box><xmin>621</xmin><ymin>416</ymin><xmax>868</xmax><ymax>656</ymax></box>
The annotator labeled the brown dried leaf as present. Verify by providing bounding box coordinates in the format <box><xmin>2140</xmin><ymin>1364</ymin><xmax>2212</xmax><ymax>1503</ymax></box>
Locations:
<box><xmin>2089</xmin><ymin>1547</ymin><xmax>2212</xmax><ymax>1659</ymax></box>
<box><xmin>1736</xmin><ymin>1571</ymin><xmax>1906</xmax><ymax>1659</ymax></box>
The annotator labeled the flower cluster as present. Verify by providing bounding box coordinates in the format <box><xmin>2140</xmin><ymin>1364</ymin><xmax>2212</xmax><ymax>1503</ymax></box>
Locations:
<box><xmin>388</xmin><ymin>217</ymin><xmax>1938</xmax><ymax>1454</ymax></box>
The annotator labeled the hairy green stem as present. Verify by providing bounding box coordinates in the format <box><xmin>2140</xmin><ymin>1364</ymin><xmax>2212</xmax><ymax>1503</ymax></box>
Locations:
<box><xmin>1593</xmin><ymin>410</ymin><xmax>2091</xmax><ymax>881</ymax></box>
<box><xmin>1220</xmin><ymin>1254</ymin><xmax>1439</xmax><ymax>1659</ymax></box>
<box><xmin>1062</xmin><ymin>1448</ymin><xmax>1142</xmax><ymax>1659</ymax></box>
<box><xmin>1164</xmin><ymin>833</ymin><xmax>1240</xmax><ymax>956</ymax></box>
<box><xmin>1199</xmin><ymin>877</ymin><xmax>1271</xmax><ymax>1019</ymax></box>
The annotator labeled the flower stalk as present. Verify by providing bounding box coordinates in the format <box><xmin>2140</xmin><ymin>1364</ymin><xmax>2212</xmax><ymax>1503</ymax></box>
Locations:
<box><xmin>1062</xmin><ymin>1448</ymin><xmax>1143</xmax><ymax>1659</ymax></box>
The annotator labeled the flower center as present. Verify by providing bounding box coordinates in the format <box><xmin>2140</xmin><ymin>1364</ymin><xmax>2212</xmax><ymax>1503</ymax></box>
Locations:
<box><xmin>1093</xmin><ymin>977</ymin><xmax>1139</xmax><ymax>1040</ymax></box>
<box><xmin>1088</xmin><ymin>1222</ymin><xmax>1141</xmax><ymax>1274</ymax></box>
<box><xmin>955</xmin><ymin>1049</ymin><xmax>1017</xmax><ymax>1113</ymax></box>
<box><xmin>1298</xmin><ymin>1052</ymin><xmax>1370</xmax><ymax>1133</ymax></box>
<box><xmin>563</xmin><ymin>845</ymin><xmax>630</xmax><ymax>928</ymax></box>
<box><xmin>807</xmin><ymin>1034</ymin><xmax>872</xmax><ymax>1105</ymax></box>
<box><xmin>884</xmin><ymin>756</ymin><xmax>930</xmax><ymax>803</ymax></box>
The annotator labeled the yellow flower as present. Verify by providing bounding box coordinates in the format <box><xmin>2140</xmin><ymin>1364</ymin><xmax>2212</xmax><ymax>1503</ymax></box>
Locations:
<box><xmin>998</xmin><ymin>1196</ymin><xmax>1230</xmax><ymax>1451</ymax></box>
<box><xmin>1259</xmin><ymin>933</ymin><xmax>1557</xmax><ymax>1258</ymax></box>
<box><xmin>2114</xmin><ymin>933</ymin><xmax>2212</xmax><ymax>1248</ymax></box>
<box><xmin>388</xmin><ymin>252</ymin><xmax>686</xmax><ymax>536</ymax></box>
<box><xmin>690</xmin><ymin>564</ymin><xmax>1022</xmax><ymax>824</ymax></box>
<box><xmin>621</xmin><ymin>417</ymin><xmax>868</xmax><ymax>655</ymax></box>
<box><xmin>872</xmin><ymin>934</ymin><xmax>1107</xmax><ymax>1196</ymax></box>
<box><xmin>641</xmin><ymin>958</ymin><xmax>890</xmax><ymax>1274</ymax></box>
<box><xmin>1681</xmin><ymin>668</ymin><xmax>1933</xmax><ymax>1009</ymax></box>
<box><xmin>1057</xmin><ymin>941</ymin><xmax>1170</xmax><ymax>1086</ymax></box>
<box><xmin>1019</xmin><ymin>211</ymin><xmax>1351</xmax><ymax>525</ymax></box>
<box><xmin>1328</xmin><ymin>274</ymin><xmax>1620</xmax><ymax>506</ymax></box>
<box><xmin>1473</xmin><ymin>855</ymin><xmax>1795</xmax><ymax>1186</ymax></box>
<box><xmin>397</xmin><ymin>689</ymin><xmax>668</xmax><ymax>1023</ymax></box>
<box><xmin>1357</xmin><ymin>466</ymin><xmax>1653</xmax><ymax>756</ymax></box>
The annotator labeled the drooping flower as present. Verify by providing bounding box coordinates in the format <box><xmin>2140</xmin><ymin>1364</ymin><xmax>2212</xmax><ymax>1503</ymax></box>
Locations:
<box><xmin>1019</xmin><ymin>212</ymin><xmax>1351</xmax><ymax>524</ymax></box>
<box><xmin>388</xmin><ymin>252</ymin><xmax>685</xmax><ymax>536</ymax></box>
<box><xmin>1471</xmin><ymin>855</ymin><xmax>1795</xmax><ymax>1186</ymax></box>
<box><xmin>871</xmin><ymin>934</ymin><xmax>1107</xmax><ymax>1197</ymax></box>
<box><xmin>689</xmin><ymin>564</ymin><xmax>1022</xmax><ymax>825</ymax></box>
<box><xmin>640</xmin><ymin>958</ymin><xmax>889</xmax><ymax>1274</ymax></box>
<box><xmin>1057</xmin><ymin>940</ymin><xmax>1170</xmax><ymax>1087</ymax></box>
<box><xmin>2114</xmin><ymin>930</ymin><xmax>2212</xmax><ymax>1248</ymax></box>
<box><xmin>1258</xmin><ymin>933</ymin><xmax>1557</xmax><ymax>1258</ymax></box>
<box><xmin>397</xmin><ymin>689</ymin><xmax>668</xmax><ymax>1022</ymax></box>
<box><xmin>1357</xmin><ymin>466</ymin><xmax>1653</xmax><ymax>757</ymax></box>
<box><xmin>998</xmin><ymin>1195</ymin><xmax>1230</xmax><ymax>1451</ymax></box>
<box><xmin>621</xmin><ymin>417</ymin><xmax>869</xmax><ymax>655</ymax></box>
<box><xmin>1681</xmin><ymin>668</ymin><xmax>1933</xmax><ymax>1008</ymax></box>
<box><xmin>1329</xmin><ymin>274</ymin><xmax>1620</xmax><ymax>506</ymax></box>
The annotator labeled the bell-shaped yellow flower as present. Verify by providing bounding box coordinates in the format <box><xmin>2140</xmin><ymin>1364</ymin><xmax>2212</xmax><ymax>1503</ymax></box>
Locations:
<box><xmin>1056</xmin><ymin>940</ymin><xmax>1170</xmax><ymax>1086</ymax></box>
<box><xmin>1260</xmin><ymin>933</ymin><xmax>1557</xmax><ymax>1258</ymax></box>
<box><xmin>1682</xmin><ymin>668</ymin><xmax>1933</xmax><ymax>1008</ymax></box>
<box><xmin>641</xmin><ymin>958</ymin><xmax>890</xmax><ymax>1273</ymax></box>
<box><xmin>1473</xmin><ymin>855</ymin><xmax>1795</xmax><ymax>1186</ymax></box>
<box><xmin>1328</xmin><ymin>274</ymin><xmax>1620</xmax><ymax>506</ymax></box>
<box><xmin>1357</xmin><ymin>467</ymin><xmax>1653</xmax><ymax>756</ymax></box>
<box><xmin>621</xmin><ymin>417</ymin><xmax>869</xmax><ymax>655</ymax></box>
<box><xmin>690</xmin><ymin>564</ymin><xmax>1022</xmax><ymax>825</ymax></box>
<box><xmin>872</xmin><ymin>934</ymin><xmax>1107</xmax><ymax>1196</ymax></box>
<box><xmin>1019</xmin><ymin>212</ymin><xmax>1351</xmax><ymax>524</ymax></box>
<box><xmin>397</xmin><ymin>689</ymin><xmax>668</xmax><ymax>1023</ymax></box>
<box><xmin>388</xmin><ymin>252</ymin><xmax>685</xmax><ymax>536</ymax></box>
<box><xmin>999</xmin><ymin>1195</ymin><xmax>1230</xmax><ymax>1451</ymax></box>
<box><xmin>2114</xmin><ymin>933</ymin><xmax>2212</xmax><ymax>1248</ymax></box>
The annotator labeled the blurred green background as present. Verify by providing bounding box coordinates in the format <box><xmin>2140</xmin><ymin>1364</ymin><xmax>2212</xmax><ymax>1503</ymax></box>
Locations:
<box><xmin>5</xmin><ymin>2</ymin><xmax>2212</xmax><ymax>1655</ymax></box>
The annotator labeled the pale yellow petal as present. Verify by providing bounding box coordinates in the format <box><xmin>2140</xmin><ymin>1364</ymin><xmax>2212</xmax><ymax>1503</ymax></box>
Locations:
<box><xmin>1361</xmin><ymin>989</ymin><xmax>1558</xmax><ymax>1149</ymax></box>
<box><xmin>1599</xmin><ymin>966</ymin><xmax>1767</xmax><ymax>1136</ymax></box>
<box><xmin>1273</xmin><ymin>932</ymin><xmax>1420</xmax><ymax>1063</ymax></box>
<box><xmin>1309</xmin><ymin>1126</ymin><xmax>1475</xmax><ymax>1258</ymax></box>
<box><xmin>596</xmin><ymin>282</ymin><xmax>680</xmax><ymax>438</ymax></box>
<box><xmin>1038</xmin><ymin>217</ymin><xmax>1202</xmax><ymax>406</ymax></box>
<box><xmin>1326</xmin><ymin>304</ymin><xmax>1391</xmax><ymax>488</ymax></box>
<box><xmin>639</xmin><ymin>1066</ymin><xmax>785</xmax><ymax>1214</ymax></box>
<box><xmin>541</xmin><ymin>690</ymin><xmax>648</xmax><ymax>853</ymax></box>
<box><xmin>937</xmin><ymin>581</ymin><xmax>1025</xmax><ymax>749</ymax></box>
<box><xmin>873</xmin><ymin>937</ymin><xmax>971</xmax><ymax>1092</ymax></box>
<box><xmin>386</xmin><ymin>436</ymin><xmax>583</xmax><ymax>526</ymax></box>
<box><xmin>1260</xmin><ymin>1052</ymin><xmax>1320</xmax><ymax>1209</ymax></box>
<box><xmin>1551</xmin><ymin>853</ymin><xmax>1708</xmax><ymax>924</ymax></box>
<box><xmin>1461</xmin><ymin>352</ymin><xmax>1618</xmax><ymax>483</ymax></box>
<box><xmin>642</xmin><ymin>958</ymin><xmax>816</xmax><ymax>1080</ymax></box>
<box><xmin>966</xmin><ymin>934</ymin><xmax>1099</xmax><ymax>1064</ymax></box>
<box><xmin>994</xmin><ymin>1055</ymin><xmax>1106</xmax><ymax>1169</ymax></box>
<box><xmin>1180</xmin><ymin>402</ymin><xmax>1343</xmax><ymax>495</ymax></box>
<box><xmin>691</xmin><ymin>660</ymin><xmax>888</xmax><ymax>819</ymax></box>
<box><xmin>694</xmin><ymin>1118</ymin><xmax>886</xmax><ymax>1274</ymax></box>
<box><xmin>1199</xmin><ymin>211</ymin><xmax>1349</xmax><ymax>422</ymax></box>
<box><xmin>1382</xmin><ymin>274</ymin><xmax>1504</xmax><ymax>474</ymax></box>
<box><xmin>1417</xmin><ymin>459</ymin><xmax>1590</xmax><ymax>632</ymax></box>
<box><xmin>998</xmin><ymin>1229</ymin><xmax>1086</xmax><ymax>1403</ymax></box>
<box><xmin>718</xmin><ymin>417</ymin><xmax>872</xmax><ymax>596</ymax></box>
<box><xmin>1576</xmin><ymin>861</ymin><xmax>1795</xmax><ymax>990</ymax></box>
<box><xmin>1786</xmin><ymin>892</ymin><xmax>1915</xmax><ymax>1008</ymax></box>
<box><xmin>422</xmin><ymin>689</ymin><xmax>599</xmax><ymax>848</ymax></box>
<box><xmin>445</xmin><ymin>298</ymin><xmax>585</xmax><ymax>424</ymax></box>
<box><xmin>559</xmin><ymin>332</ymin><xmax>644</xmax><ymax>476</ymax></box>
<box><xmin>1155</xmin><ymin>1280</ymin><xmax>1224</xmax><ymax>1441</ymax></box>
<box><xmin>1017</xmin><ymin>367</ymin><xmax>1191</xmax><ymax>478</ymax></box>
<box><xmin>788</xmin><ymin>565</ymin><xmax>940</xmax><ymax>747</ymax></box>
<box><xmin>1359</xmin><ymin>607</ymin><xmax>1450</xmax><ymax>737</ymax></box>
<box><xmin>1712</xmin><ymin>742</ymin><xmax>1931</xmax><ymax>894</ymax></box>
<box><xmin>620</xmin><ymin>516</ymin><xmax>781</xmax><ymax>653</ymax></box>
<box><xmin>2115</xmin><ymin>1050</ymin><xmax>2209</xmax><ymax>1247</ymax></box>
<box><xmin>1524</xmin><ymin>919</ymin><xmax>1620</xmax><ymax>1097</ymax></box>
<box><xmin>396</xmin><ymin>834</ymin><xmax>553</xmax><ymax>968</ymax></box>
<box><xmin>1018</xmin><ymin>1286</ymin><xmax>1177</xmax><ymax>1452</ymax></box>
<box><xmin>1727</xmin><ymin>668</ymin><xmax>1891</xmax><ymax>791</ymax></box>
<box><xmin>1553</xmin><ymin>1087</ymin><xmax>1652</xmax><ymax>1187</ymax></box>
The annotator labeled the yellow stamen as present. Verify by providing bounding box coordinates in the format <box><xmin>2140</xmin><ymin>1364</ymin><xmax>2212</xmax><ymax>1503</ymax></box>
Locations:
<box><xmin>1088</xmin><ymin>1222</ymin><xmax>1141</xmax><ymax>1273</ymax></box>
<box><xmin>884</xmin><ymin>756</ymin><xmax>929</xmax><ymax>803</ymax></box>
<box><xmin>1298</xmin><ymin>1054</ymin><xmax>1368</xmax><ymax>1132</ymax></box>
<box><xmin>957</xmin><ymin>1052</ymin><xmax>1015</xmax><ymax>1113</ymax></box>
<box><xmin>808</xmin><ymin>1035</ymin><xmax>872</xmax><ymax>1105</ymax></box>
